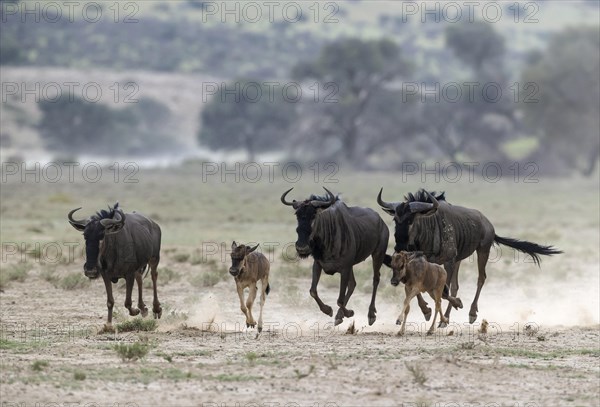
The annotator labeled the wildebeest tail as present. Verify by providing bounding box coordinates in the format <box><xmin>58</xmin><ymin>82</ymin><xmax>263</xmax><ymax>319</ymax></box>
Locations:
<box><xmin>383</xmin><ymin>254</ymin><xmax>392</xmax><ymax>268</ymax></box>
<box><xmin>443</xmin><ymin>284</ymin><xmax>449</xmax><ymax>298</ymax></box>
<box><xmin>266</xmin><ymin>283</ymin><xmax>271</xmax><ymax>295</ymax></box>
<box><xmin>494</xmin><ymin>235</ymin><xmax>562</xmax><ymax>266</ymax></box>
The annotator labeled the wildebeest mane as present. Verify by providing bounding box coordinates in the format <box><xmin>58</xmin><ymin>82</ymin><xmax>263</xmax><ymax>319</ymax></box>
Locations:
<box><xmin>311</xmin><ymin>200</ymin><xmax>351</xmax><ymax>259</ymax></box>
<box><xmin>405</xmin><ymin>190</ymin><xmax>446</xmax><ymax>204</ymax></box>
<box><xmin>309</xmin><ymin>193</ymin><xmax>341</xmax><ymax>202</ymax></box>
<box><xmin>91</xmin><ymin>203</ymin><xmax>120</xmax><ymax>221</ymax></box>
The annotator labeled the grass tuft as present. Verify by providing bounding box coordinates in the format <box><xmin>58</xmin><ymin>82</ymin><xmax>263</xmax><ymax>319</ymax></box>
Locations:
<box><xmin>116</xmin><ymin>318</ymin><xmax>157</xmax><ymax>333</ymax></box>
<box><xmin>114</xmin><ymin>341</ymin><xmax>150</xmax><ymax>362</ymax></box>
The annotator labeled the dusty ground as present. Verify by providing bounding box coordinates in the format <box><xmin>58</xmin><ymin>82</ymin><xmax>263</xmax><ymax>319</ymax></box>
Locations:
<box><xmin>1</xmin><ymin>168</ymin><xmax>599</xmax><ymax>406</ymax></box>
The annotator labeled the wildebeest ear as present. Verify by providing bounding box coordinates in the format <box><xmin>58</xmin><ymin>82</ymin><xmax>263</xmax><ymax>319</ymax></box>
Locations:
<box><xmin>232</xmin><ymin>241</ymin><xmax>237</xmax><ymax>250</ymax></box>
<box><xmin>246</xmin><ymin>244</ymin><xmax>260</xmax><ymax>254</ymax></box>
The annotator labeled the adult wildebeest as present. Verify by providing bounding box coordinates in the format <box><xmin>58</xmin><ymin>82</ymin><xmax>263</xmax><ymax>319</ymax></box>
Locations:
<box><xmin>229</xmin><ymin>241</ymin><xmax>270</xmax><ymax>332</ymax></box>
<box><xmin>390</xmin><ymin>251</ymin><xmax>462</xmax><ymax>336</ymax></box>
<box><xmin>377</xmin><ymin>188</ymin><xmax>562</xmax><ymax>324</ymax></box>
<box><xmin>68</xmin><ymin>203</ymin><xmax>162</xmax><ymax>327</ymax></box>
<box><xmin>281</xmin><ymin>187</ymin><xmax>389</xmax><ymax>326</ymax></box>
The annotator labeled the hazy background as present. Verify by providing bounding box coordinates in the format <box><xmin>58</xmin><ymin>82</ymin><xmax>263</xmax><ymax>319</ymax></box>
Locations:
<box><xmin>1</xmin><ymin>0</ymin><xmax>599</xmax><ymax>176</ymax></box>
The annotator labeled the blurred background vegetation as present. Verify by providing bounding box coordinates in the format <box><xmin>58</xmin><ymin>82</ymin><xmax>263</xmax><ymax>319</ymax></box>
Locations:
<box><xmin>1</xmin><ymin>0</ymin><xmax>598</xmax><ymax>176</ymax></box>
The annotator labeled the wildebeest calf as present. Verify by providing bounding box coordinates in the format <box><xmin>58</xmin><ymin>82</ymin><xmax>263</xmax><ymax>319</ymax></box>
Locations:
<box><xmin>391</xmin><ymin>251</ymin><xmax>462</xmax><ymax>335</ymax></box>
<box><xmin>229</xmin><ymin>242</ymin><xmax>270</xmax><ymax>332</ymax></box>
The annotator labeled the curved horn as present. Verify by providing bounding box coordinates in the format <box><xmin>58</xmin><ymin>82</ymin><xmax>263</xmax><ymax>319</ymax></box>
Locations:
<box><xmin>311</xmin><ymin>187</ymin><xmax>336</xmax><ymax>208</ymax></box>
<box><xmin>280</xmin><ymin>188</ymin><xmax>295</xmax><ymax>206</ymax></box>
<box><xmin>247</xmin><ymin>243</ymin><xmax>260</xmax><ymax>253</ymax></box>
<box><xmin>67</xmin><ymin>207</ymin><xmax>88</xmax><ymax>228</ymax></box>
<box><xmin>408</xmin><ymin>202</ymin><xmax>434</xmax><ymax>213</ymax></box>
<box><xmin>425</xmin><ymin>190</ymin><xmax>439</xmax><ymax>209</ymax></box>
<box><xmin>100</xmin><ymin>209</ymin><xmax>125</xmax><ymax>228</ymax></box>
<box><xmin>377</xmin><ymin>187</ymin><xmax>400</xmax><ymax>213</ymax></box>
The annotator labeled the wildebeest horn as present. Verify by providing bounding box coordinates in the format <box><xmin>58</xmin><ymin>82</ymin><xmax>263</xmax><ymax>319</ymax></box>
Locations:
<box><xmin>377</xmin><ymin>188</ymin><xmax>400</xmax><ymax>211</ymax></box>
<box><xmin>280</xmin><ymin>188</ymin><xmax>296</xmax><ymax>206</ymax></box>
<box><xmin>408</xmin><ymin>202</ymin><xmax>434</xmax><ymax>213</ymax></box>
<box><xmin>247</xmin><ymin>243</ymin><xmax>260</xmax><ymax>253</ymax></box>
<box><xmin>425</xmin><ymin>190</ymin><xmax>439</xmax><ymax>209</ymax></box>
<box><xmin>311</xmin><ymin>187</ymin><xmax>336</xmax><ymax>208</ymax></box>
<box><xmin>100</xmin><ymin>209</ymin><xmax>125</xmax><ymax>228</ymax></box>
<box><xmin>68</xmin><ymin>207</ymin><xmax>89</xmax><ymax>228</ymax></box>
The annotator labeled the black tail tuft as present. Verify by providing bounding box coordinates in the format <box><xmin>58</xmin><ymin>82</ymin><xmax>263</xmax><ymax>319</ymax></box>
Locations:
<box><xmin>383</xmin><ymin>254</ymin><xmax>392</xmax><ymax>268</ymax></box>
<box><xmin>494</xmin><ymin>235</ymin><xmax>563</xmax><ymax>266</ymax></box>
<box><xmin>443</xmin><ymin>284</ymin><xmax>449</xmax><ymax>298</ymax></box>
<box><xmin>265</xmin><ymin>283</ymin><xmax>270</xmax><ymax>295</ymax></box>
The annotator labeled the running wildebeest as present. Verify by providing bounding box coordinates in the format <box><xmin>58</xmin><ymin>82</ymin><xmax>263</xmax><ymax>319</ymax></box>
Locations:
<box><xmin>390</xmin><ymin>251</ymin><xmax>462</xmax><ymax>336</ymax></box>
<box><xmin>229</xmin><ymin>241</ymin><xmax>270</xmax><ymax>333</ymax></box>
<box><xmin>281</xmin><ymin>187</ymin><xmax>389</xmax><ymax>326</ymax></box>
<box><xmin>377</xmin><ymin>188</ymin><xmax>562</xmax><ymax>325</ymax></box>
<box><xmin>67</xmin><ymin>203</ymin><xmax>162</xmax><ymax>327</ymax></box>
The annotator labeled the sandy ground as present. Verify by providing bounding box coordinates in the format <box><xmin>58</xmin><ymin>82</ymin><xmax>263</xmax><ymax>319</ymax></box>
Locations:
<box><xmin>1</xmin><ymin>263</ymin><xmax>598</xmax><ymax>407</ymax></box>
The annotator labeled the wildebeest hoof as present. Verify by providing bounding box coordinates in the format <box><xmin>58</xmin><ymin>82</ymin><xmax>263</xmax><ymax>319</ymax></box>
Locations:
<box><xmin>334</xmin><ymin>318</ymin><xmax>343</xmax><ymax>326</ymax></box>
<box><xmin>258</xmin><ymin>326</ymin><xmax>262</xmax><ymax>333</ymax></box>
<box><xmin>343</xmin><ymin>309</ymin><xmax>354</xmax><ymax>318</ymax></box>
<box><xmin>322</xmin><ymin>305</ymin><xmax>333</xmax><ymax>317</ymax></box>
<box><xmin>469</xmin><ymin>314</ymin><xmax>477</xmax><ymax>324</ymax></box>
<box><xmin>438</xmin><ymin>321</ymin><xmax>448</xmax><ymax>328</ymax></box>
<box><xmin>140</xmin><ymin>307</ymin><xmax>149</xmax><ymax>318</ymax></box>
<box><xmin>129</xmin><ymin>307</ymin><xmax>140</xmax><ymax>316</ymax></box>
<box><xmin>454</xmin><ymin>298</ymin><xmax>463</xmax><ymax>309</ymax></box>
<box><xmin>153</xmin><ymin>309</ymin><xmax>162</xmax><ymax>319</ymax></box>
<box><xmin>368</xmin><ymin>316</ymin><xmax>376</xmax><ymax>326</ymax></box>
<box><xmin>426</xmin><ymin>329</ymin><xmax>434</xmax><ymax>336</ymax></box>
<box><xmin>424</xmin><ymin>309</ymin><xmax>432</xmax><ymax>321</ymax></box>
<box><xmin>111</xmin><ymin>277</ymin><xmax>119</xmax><ymax>283</ymax></box>
<box><xmin>395</xmin><ymin>319</ymin><xmax>402</xmax><ymax>325</ymax></box>
<box><xmin>101</xmin><ymin>323</ymin><xmax>115</xmax><ymax>334</ymax></box>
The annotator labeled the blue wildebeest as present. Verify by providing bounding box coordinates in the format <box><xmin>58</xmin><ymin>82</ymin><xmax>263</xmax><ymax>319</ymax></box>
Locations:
<box><xmin>390</xmin><ymin>251</ymin><xmax>462</xmax><ymax>336</ymax></box>
<box><xmin>281</xmin><ymin>187</ymin><xmax>389</xmax><ymax>326</ymax></box>
<box><xmin>68</xmin><ymin>203</ymin><xmax>162</xmax><ymax>327</ymax></box>
<box><xmin>228</xmin><ymin>241</ymin><xmax>270</xmax><ymax>332</ymax></box>
<box><xmin>377</xmin><ymin>188</ymin><xmax>562</xmax><ymax>325</ymax></box>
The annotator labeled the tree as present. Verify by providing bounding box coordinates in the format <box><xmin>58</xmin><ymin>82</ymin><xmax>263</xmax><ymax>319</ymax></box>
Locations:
<box><xmin>521</xmin><ymin>26</ymin><xmax>600</xmax><ymax>176</ymax></box>
<box><xmin>37</xmin><ymin>95</ymin><xmax>175</xmax><ymax>155</ymax></box>
<box><xmin>446</xmin><ymin>20</ymin><xmax>506</xmax><ymax>75</ymax></box>
<box><xmin>198</xmin><ymin>79</ymin><xmax>296</xmax><ymax>161</ymax></box>
<box><xmin>290</xmin><ymin>38</ymin><xmax>412</xmax><ymax>164</ymax></box>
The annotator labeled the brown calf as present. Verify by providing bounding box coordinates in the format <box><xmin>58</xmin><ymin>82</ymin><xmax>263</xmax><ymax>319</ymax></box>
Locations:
<box><xmin>229</xmin><ymin>242</ymin><xmax>270</xmax><ymax>332</ymax></box>
<box><xmin>391</xmin><ymin>251</ymin><xmax>462</xmax><ymax>335</ymax></box>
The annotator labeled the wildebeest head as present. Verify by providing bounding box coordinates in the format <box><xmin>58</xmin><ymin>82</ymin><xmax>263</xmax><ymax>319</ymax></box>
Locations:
<box><xmin>377</xmin><ymin>188</ymin><xmax>444</xmax><ymax>251</ymax></box>
<box><xmin>390</xmin><ymin>251</ymin><xmax>411</xmax><ymax>286</ymax></box>
<box><xmin>229</xmin><ymin>241</ymin><xmax>260</xmax><ymax>277</ymax></box>
<box><xmin>68</xmin><ymin>203</ymin><xmax>125</xmax><ymax>279</ymax></box>
<box><xmin>280</xmin><ymin>187</ymin><xmax>337</xmax><ymax>258</ymax></box>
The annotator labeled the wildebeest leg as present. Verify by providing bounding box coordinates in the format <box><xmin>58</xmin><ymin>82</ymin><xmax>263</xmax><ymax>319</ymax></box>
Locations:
<box><xmin>341</xmin><ymin>270</ymin><xmax>356</xmax><ymax>317</ymax></box>
<box><xmin>102</xmin><ymin>273</ymin><xmax>115</xmax><ymax>327</ymax></box>
<box><xmin>245</xmin><ymin>285</ymin><xmax>258</xmax><ymax>328</ymax></box>
<box><xmin>135</xmin><ymin>270</ymin><xmax>148</xmax><ymax>318</ymax></box>
<box><xmin>428</xmin><ymin>286</ymin><xmax>447</xmax><ymax>335</ymax></box>
<box><xmin>469</xmin><ymin>247</ymin><xmax>489</xmax><ymax>324</ymax></box>
<box><xmin>124</xmin><ymin>273</ymin><xmax>140</xmax><ymax>316</ymax></box>
<box><xmin>398</xmin><ymin>286</ymin><xmax>418</xmax><ymax>336</ymax></box>
<box><xmin>309</xmin><ymin>262</ymin><xmax>333</xmax><ymax>317</ymax></box>
<box><xmin>368</xmin><ymin>254</ymin><xmax>384</xmax><ymax>326</ymax></box>
<box><xmin>416</xmin><ymin>294</ymin><xmax>432</xmax><ymax>321</ymax></box>
<box><xmin>257</xmin><ymin>278</ymin><xmax>268</xmax><ymax>333</ymax></box>
<box><xmin>334</xmin><ymin>269</ymin><xmax>352</xmax><ymax>326</ymax></box>
<box><xmin>236</xmin><ymin>283</ymin><xmax>248</xmax><ymax>324</ymax></box>
<box><xmin>149</xmin><ymin>260</ymin><xmax>162</xmax><ymax>319</ymax></box>
<box><xmin>441</xmin><ymin>260</ymin><xmax>461</xmax><ymax>327</ymax></box>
